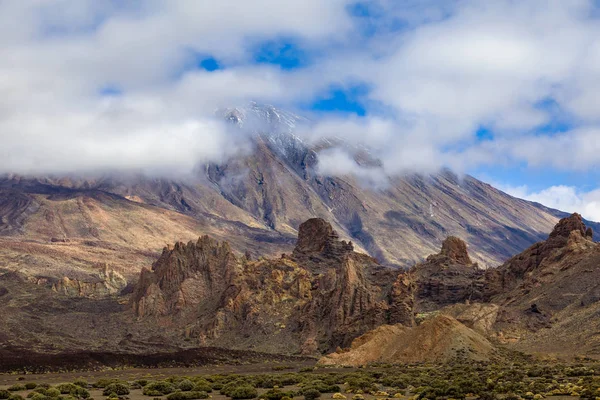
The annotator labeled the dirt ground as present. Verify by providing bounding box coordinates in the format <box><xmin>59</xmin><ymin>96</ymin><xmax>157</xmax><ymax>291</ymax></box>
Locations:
<box><xmin>0</xmin><ymin>361</ymin><xmax>317</xmax><ymax>386</ymax></box>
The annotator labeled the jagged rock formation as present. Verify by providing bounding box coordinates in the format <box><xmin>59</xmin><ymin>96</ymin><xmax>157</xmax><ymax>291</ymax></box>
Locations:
<box><xmin>132</xmin><ymin>236</ymin><xmax>239</xmax><ymax>317</ymax></box>
<box><xmin>485</xmin><ymin>213</ymin><xmax>596</xmax><ymax>299</ymax></box>
<box><xmin>5</xmin><ymin>209</ymin><xmax>600</xmax><ymax>363</ymax></box>
<box><xmin>292</xmin><ymin>218</ymin><xmax>354</xmax><ymax>260</ymax></box>
<box><xmin>132</xmin><ymin>218</ymin><xmax>398</xmax><ymax>354</ymax></box>
<box><xmin>390</xmin><ymin>236</ymin><xmax>484</xmax><ymax>319</ymax></box>
<box><xmin>130</xmin><ymin>219</ymin><xmax>493</xmax><ymax>356</ymax></box>
<box><xmin>318</xmin><ymin>315</ymin><xmax>495</xmax><ymax>366</ymax></box>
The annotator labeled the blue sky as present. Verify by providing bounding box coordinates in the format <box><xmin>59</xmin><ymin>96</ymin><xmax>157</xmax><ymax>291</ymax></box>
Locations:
<box><xmin>3</xmin><ymin>1</ymin><xmax>600</xmax><ymax>219</ymax></box>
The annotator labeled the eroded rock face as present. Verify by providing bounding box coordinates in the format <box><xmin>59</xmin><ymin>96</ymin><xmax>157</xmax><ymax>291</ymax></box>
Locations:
<box><xmin>485</xmin><ymin>213</ymin><xmax>596</xmax><ymax>298</ymax></box>
<box><xmin>440</xmin><ymin>236</ymin><xmax>472</xmax><ymax>265</ymax></box>
<box><xmin>409</xmin><ymin>236</ymin><xmax>484</xmax><ymax>313</ymax></box>
<box><xmin>132</xmin><ymin>236</ymin><xmax>239</xmax><ymax>317</ymax></box>
<box><xmin>132</xmin><ymin>218</ymin><xmax>398</xmax><ymax>354</ymax></box>
<box><xmin>292</xmin><ymin>218</ymin><xmax>354</xmax><ymax>260</ymax></box>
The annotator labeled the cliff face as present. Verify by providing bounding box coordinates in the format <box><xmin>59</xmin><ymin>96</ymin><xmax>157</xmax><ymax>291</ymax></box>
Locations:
<box><xmin>410</xmin><ymin>236</ymin><xmax>485</xmax><ymax>313</ymax></box>
<box><xmin>485</xmin><ymin>213</ymin><xmax>596</xmax><ymax>300</ymax></box>
<box><xmin>131</xmin><ymin>218</ymin><xmax>399</xmax><ymax>354</ymax></box>
<box><xmin>132</xmin><ymin>236</ymin><xmax>239</xmax><ymax>318</ymax></box>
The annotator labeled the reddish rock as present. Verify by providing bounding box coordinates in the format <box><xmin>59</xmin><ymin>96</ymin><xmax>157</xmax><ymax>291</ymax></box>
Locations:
<box><xmin>292</xmin><ymin>218</ymin><xmax>353</xmax><ymax>260</ymax></box>
<box><xmin>440</xmin><ymin>236</ymin><xmax>472</xmax><ymax>265</ymax></box>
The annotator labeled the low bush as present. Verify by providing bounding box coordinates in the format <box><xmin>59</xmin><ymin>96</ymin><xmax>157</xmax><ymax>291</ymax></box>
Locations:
<box><xmin>166</xmin><ymin>391</ymin><xmax>209</xmax><ymax>400</ymax></box>
<box><xmin>221</xmin><ymin>381</ymin><xmax>254</xmax><ymax>397</ymax></box>
<box><xmin>177</xmin><ymin>381</ymin><xmax>195</xmax><ymax>392</ymax></box>
<box><xmin>0</xmin><ymin>391</ymin><xmax>11</xmax><ymax>400</ymax></box>
<box><xmin>93</xmin><ymin>381</ymin><xmax>117</xmax><ymax>389</ymax></box>
<box><xmin>72</xmin><ymin>381</ymin><xmax>87</xmax><ymax>389</ymax></box>
<box><xmin>143</xmin><ymin>382</ymin><xmax>177</xmax><ymax>396</ymax></box>
<box><xmin>191</xmin><ymin>384</ymin><xmax>211</xmax><ymax>394</ymax></box>
<box><xmin>259</xmin><ymin>389</ymin><xmax>296</xmax><ymax>400</ymax></box>
<box><xmin>24</xmin><ymin>384</ymin><xmax>37</xmax><ymax>391</ymax></box>
<box><xmin>70</xmin><ymin>387</ymin><xmax>90</xmax><ymax>400</ymax></box>
<box><xmin>303</xmin><ymin>389</ymin><xmax>321</xmax><ymax>400</ymax></box>
<box><xmin>229</xmin><ymin>386</ymin><xmax>258</xmax><ymax>400</ymax></box>
<box><xmin>43</xmin><ymin>389</ymin><xmax>60</xmax><ymax>398</ymax></box>
<box><xmin>8</xmin><ymin>385</ymin><xmax>26</xmax><ymax>392</ymax></box>
<box><xmin>102</xmin><ymin>384</ymin><xmax>129</xmax><ymax>397</ymax></box>
<box><xmin>8</xmin><ymin>395</ymin><xmax>25</xmax><ymax>400</ymax></box>
<box><xmin>57</xmin><ymin>385</ymin><xmax>78</xmax><ymax>395</ymax></box>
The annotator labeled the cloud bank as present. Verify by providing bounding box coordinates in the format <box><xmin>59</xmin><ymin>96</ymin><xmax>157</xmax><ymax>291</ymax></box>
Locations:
<box><xmin>2</xmin><ymin>0</ymin><xmax>600</xmax><ymax>217</ymax></box>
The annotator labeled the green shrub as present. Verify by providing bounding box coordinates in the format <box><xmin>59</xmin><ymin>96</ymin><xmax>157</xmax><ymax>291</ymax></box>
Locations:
<box><xmin>191</xmin><ymin>384</ymin><xmax>211</xmax><ymax>394</ymax></box>
<box><xmin>143</xmin><ymin>382</ymin><xmax>177</xmax><ymax>396</ymax></box>
<box><xmin>476</xmin><ymin>394</ymin><xmax>497</xmax><ymax>400</ymax></box>
<box><xmin>259</xmin><ymin>389</ymin><xmax>296</xmax><ymax>400</ymax></box>
<box><xmin>9</xmin><ymin>395</ymin><xmax>25</xmax><ymax>400</ymax></box>
<box><xmin>44</xmin><ymin>389</ymin><xmax>60</xmax><ymax>398</ymax></box>
<box><xmin>102</xmin><ymin>384</ymin><xmax>129</xmax><ymax>397</ymax></box>
<box><xmin>72</xmin><ymin>381</ymin><xmax>87</xmax><ymax>389</ymax></box>
<box><xmin>24</xmin><ymin>384</ymin><xmax>37</xmax><ymax>391</ymax></box>
<box><xmin>70</xmin><ymin>388</ymin><xmax>90</xmax><ymax>400</ymax></box>
<box><xmin>28</xmin><ymin>394</ymin><xmax>46</xmax><ymax>400</ymax></box>
<box><xmin>304</xmin><ymin>389</ymin><xmax>321</xmax><ymax>400</ymax></box>
<box><xmin>166</xmin><ymin>391</ymin><xmax>209</xmax><ymax>400</ymax></box>
<box><xmin>346</xmin><ymin>377</ymin><xmax>376</xmax><ymax>394</ymax></box>
<box><xmin>177</xmin><ymin>381</ymin><xmax>195</xmax><ymax>392</ymax></box>
<box><xmin>37</xmin><ymin>385</ymin><xmax>51</xmax><ymax>390</ymax></box>
<box><xmin>0</xmin><ymin>391</ymin><xmax>12</xmax><ymax>400</ymax></box>
<box><xmin>8</xmin><ymin>386</ymin><xmax>26</xmax><ymax>392</ymax></box>
<box><xmin>229</xmin><ymin>386</ymin><xmax>258</xmax><ymax>400</ymax></box>
<box><xmin>135</xmin><ymin>381</ymin><xmax>150</xmax><ymax>388</ymax></box>
<box><xmin>221</xmin><ymin>381</ymin><xmax>253</xmax><ymax>397</ymax></box>
<box><xmin>57</xmin><ymin>385</ymin><xmax>78</xmax><ymax>395</ymax></box>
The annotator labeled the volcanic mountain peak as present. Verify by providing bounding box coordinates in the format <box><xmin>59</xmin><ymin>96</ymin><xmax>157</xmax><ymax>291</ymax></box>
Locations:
<box><xmin>217</xmin><ymin>102</ymin><xmax>311</xmax><ymax>161</ymax></box>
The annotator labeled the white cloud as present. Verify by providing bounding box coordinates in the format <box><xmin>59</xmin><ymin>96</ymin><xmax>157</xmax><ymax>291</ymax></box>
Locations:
<box><xmin>0</xmin><ymin>0</ymin><xmax>353</xmax><ymax>175</ymax></box>
<box><xmin>499</xmin><ymin>184</ymin><xmax>600</xmax><ymax>223</ymax></box>
<box><xmin>3</xmin><ymin>0</ymin><xmax>600</xmax><ymax>186</ymax></box>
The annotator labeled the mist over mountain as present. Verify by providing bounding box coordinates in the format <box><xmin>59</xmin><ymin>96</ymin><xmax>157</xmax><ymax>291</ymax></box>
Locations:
<box><xmin>2</xmin><ymin>103</ymin><xmax>597</xmax><ymax>272</ymax></box>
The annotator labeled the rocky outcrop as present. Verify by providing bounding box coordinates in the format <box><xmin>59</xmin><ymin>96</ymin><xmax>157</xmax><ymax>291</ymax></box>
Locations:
<box><xmin>132</xmin><ymin>218</ymin><xmax>399</xmax><ymax>354</ymax></box>
<box><xmin>292</xmin><ymin>218</ymin><xmax>354</xmax><ymax>260</ymax></box>
<box><xmin>31</xmin><ymin>266</ymin><xmax>127</xmax><ymax>298</ymax></box>
<box><xmin>132</xmin><ymin>236</ymin><xmax>239</xmax><ymax>317</ymax></box>
<box><xmin>485</xmin><ymin>213</ymin><xmax>596</xmax><ymax>298</ymax></box>
<box><xmin>409</xmin><ymin>237</ymin><xmax>484</xmax><ymax>312</ymax></box>
<box><xmin>440</xmin><ymin>236</ymin><xmax>472</xmax><ymax>264</ymax></box>
<box><xmin>318</xmin><ymin>315</ymin><xmax>495</xmax><ymax>366</ymax></box>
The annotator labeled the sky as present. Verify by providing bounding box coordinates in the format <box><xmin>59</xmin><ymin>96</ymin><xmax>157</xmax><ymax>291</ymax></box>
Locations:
<box><xmin>2</xmin><ymin>1</ymin><xmax>600</xmax><ymax>220</ymax></box>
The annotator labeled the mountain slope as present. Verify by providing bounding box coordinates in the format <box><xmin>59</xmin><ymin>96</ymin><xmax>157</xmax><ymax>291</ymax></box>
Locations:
<box><xmin>1</xmin><ymin>103</ymin><xmax>599</xmax><ymax>296</ymax></box>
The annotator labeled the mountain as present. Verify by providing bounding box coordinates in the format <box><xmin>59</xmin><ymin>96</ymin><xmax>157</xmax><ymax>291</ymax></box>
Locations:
<box><xmin>4</xmin><ymin>103</ymin><xmax>600</xmax><ymax>366</ymax></box>
<box><xmin>1</xmin><ymin>103</ymin><xmax>598</xmax><ymax>291</ymax></box>
<box><xmin>3</xmin><ymin>212</ymin><xmax>600</xmax><ymax>368</ymax></box>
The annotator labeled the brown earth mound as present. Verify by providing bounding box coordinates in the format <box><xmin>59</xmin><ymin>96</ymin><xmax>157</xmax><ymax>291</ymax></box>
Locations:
<box><xmin>318</xmin><ymin>315</ymin><xmax>495</xmax><ymax>366</ymax></box>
